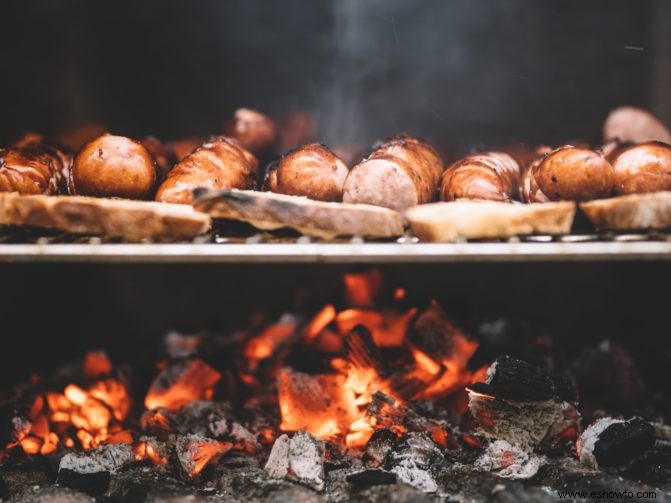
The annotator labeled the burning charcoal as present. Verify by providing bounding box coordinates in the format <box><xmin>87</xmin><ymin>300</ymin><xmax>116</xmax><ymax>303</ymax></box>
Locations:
<box><xmin>134</xmin><ymin>436</ymin><xmax>169</xmax><ymax>466</ymax></box>
<box><xmin>170</xmin><ymin>400</ymin><xmax>258</xmax><ymax>452</ymax></box>
<box><xmin>140</xmin><ymin>408</ymin><xmax>174</xmax><ymax>440</ymax></box>
<box><xmin>277</xmin><ymin>367</ymin><xmax>354</xmax><ymax>438</ymax></box>
<box><xmin>57</xmin><ymin>443</ymin><xmax>136</xmax><ymax>494</ymax></box>
<box><xmin>363</xmin><ymin>428</ymin><xmax>399</xmax><ymax>467</ymax></box>
<box><xmin>388</xmin><ymin>432</ymin><xmax>442</xmax><ymax>493</ymax></box>
<box><xmin>409</xmin><ymin>300</ymin><xmax>476</xmax><ymax>365</ymax></box>
<box><xmin>145</xmin><ymin>358</ymin><xmax>221</xmax><ymax>411</ymax></box>
<box><xmin>264</xmin><ymin>430</ymin><xmax>325</xmax><ymax>491</ymax></box>
<box><xmin>467</xmin><ymin>355</ymin><xmax>579</xmax><ymax>452</ymax></box>
<box><xmin>474</xmin><ymin>440</ymin><xmax>545</xmax><ymax>479</ymax></box>
<box><xmin>577</xmin><ymin>417</ymin><xmax>655</xmax><ymax>469</ymax></box>
<box><xmin>346</xmin><ymin>468</ymin><xmax>397</xmax><ymax>486</ymax></box>
<box><xmin>175</xmin><ymin>434</ymin><xmax>232</xmax><ymax>478</ymax></box>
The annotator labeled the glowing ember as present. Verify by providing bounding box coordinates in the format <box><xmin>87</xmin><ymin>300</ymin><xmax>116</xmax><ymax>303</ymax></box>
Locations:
<box><xmin>145</xmin><ymin>359</ymin><xmax>220</xmax><ymax>411</ymax></box>
<box><xmin>6</xmin><ymin>352</ymin><xmax>131</xmax><ymax>455</ymax></box>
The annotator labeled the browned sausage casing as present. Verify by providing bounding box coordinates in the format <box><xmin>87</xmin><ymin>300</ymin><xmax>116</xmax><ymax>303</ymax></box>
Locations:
<box><xmin>0</xmin><ymin>138</ymin><xmax>72</xmax><ymax>195</ymax></box>
<box><xmin>532</xmin><ymin>145</ymin><xmax>614</xmax><ymax>202</ymax></box>
<box><xmin>265</xmin><ymin>143</ymin><xmax>349</xmax><ymax>201</ymax></box>
<box><xmin>342</xmin><ymin>135</ymin><xmax>443</xmax><ymax>211</ymax></box>
<box><xmin>71</xmin><ymin>134</ymin><xmax>158</xmax><ymax>199</ymax></box>
<box><xmin>222</xmin><ymin>108</ymin><xmax>279</xmax><ymax>157</ymax></box>
<box><xmin>155</xmin><ymin>136</ymin><xmax>259</xmax><ymax>204</ymax></box>
<box><xmin>440</xmin><ymin>152</ymin><xmax>520</xmax><ymax>202</ymax></box>
<box><xmin>611</xmin><ymin>141</ymin><xmax>671</xmax><ymax>195</ymax></box>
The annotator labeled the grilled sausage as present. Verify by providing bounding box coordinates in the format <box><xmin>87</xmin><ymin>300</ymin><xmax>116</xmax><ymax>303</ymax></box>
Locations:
<box><xmin>0</xmin><ymin>138</ymin><xmax>72</xmax><ymax>195</ymax></box>
<box><xmin>155</xmin><ymin>136</ymin><xmax>259</xmax><ymax>204</ymax></box>
<box><xmin>610</xmin><ymin>141</ymin><xmax>671</xmax><ymax>195</ymax></box>
<box><xmin>222</xmin><ymin>108</ymin><xmax>279</xmax><ymax>158</ymax></box>
<box><xmin>440</xmin><ymin>152</ymin><xmax>520</xmax><ymax>202</ymax></box>
<box><xmin>603</xmin><ymin>106</ymin><xmax>671</xmax><ymax>144</ymax></box>
<box><xmin>171</xmin><ymin>137</ymin><xmax>205</xmax><ymax>162</ymax></box>
<box><xmin>531</xmin><ymin>145</ymin><xmax>614</xmax><ymax>202</ymax></box>
<box><xmin>265</xmin><ymin>143</ymin><xmax>348</xmax><ymax>201</ymax></box>
<box><xmin>71</xmin><ymin>134</ymin><xmax>158</xmax><ymax>199</ymax></box>
<box><xmin>342</xmin><ymin>135</ymin><xmax>443</xmax><ymax>211</ymax></box>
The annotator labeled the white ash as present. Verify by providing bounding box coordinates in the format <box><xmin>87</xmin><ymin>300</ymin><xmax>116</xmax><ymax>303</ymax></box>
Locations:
<box><xmin>264</xmin><ymin>430</ymin><xmax>325</xmax><ymax>491</ymax></box>
<box><xmin>475</xmin><ymin>440</ymin><xmax>545</xmax><ymax>479</ymax></box>
<box><xmin>264</xmin><ymin>434</ymin><xmax>290</xmax><ymax>479</ymax></box>
<box><xmin>485</xmin><ymin>359</ymin><xmax>498</xmax><ymax>383</ymax></box>
<box><xmin>389</xmin><ymin>433</ymin><xmax>442</xmax><ymax>494</ymax></box>
<box><xmin>576</xmin><ymin>417</ymin><xmax>622</xmax><ymax>468</ymax></box>
<box><xmin>58</xmin><ymin>443</ymin><xmax>135</xmax><ymax>474</ymax></box>
<box><xmin>468</xmin><ymin>391</ymin><xmax>580</xmax><ymax>451</ymax></box>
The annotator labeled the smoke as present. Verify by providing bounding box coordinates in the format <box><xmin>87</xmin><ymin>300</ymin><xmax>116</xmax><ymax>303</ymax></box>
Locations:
<box><xmin>315</xmin><ymin>0</ymin><xmax>522</xmax><ymax>152</ymax></box>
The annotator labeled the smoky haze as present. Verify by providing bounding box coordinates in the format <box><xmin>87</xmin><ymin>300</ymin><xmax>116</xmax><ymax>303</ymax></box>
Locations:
<box><xmin>0</xmin><ymin>0</ymin><xmax>661</xmax><ymax>155</ymax></box>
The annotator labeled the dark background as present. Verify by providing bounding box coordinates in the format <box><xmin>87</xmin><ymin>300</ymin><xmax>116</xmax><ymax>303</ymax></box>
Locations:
<box><xmin>1</xmin><ymin>0</ymin><xmax>670</xmax><ymax>153</ymax></box>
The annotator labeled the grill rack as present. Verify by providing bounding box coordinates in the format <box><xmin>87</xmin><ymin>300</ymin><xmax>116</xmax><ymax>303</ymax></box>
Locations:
<box><xmin>1</xmin><ymin>225</ymin><xmax>671</xmax><ymax>263</ymax></box>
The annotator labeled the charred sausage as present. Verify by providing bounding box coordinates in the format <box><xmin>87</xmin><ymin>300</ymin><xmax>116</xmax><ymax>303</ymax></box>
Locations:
<box><xmin>265</xmin><ymin>143</ymin><xmax>348</xmax><ymax>201</ymax></box>
<box><xmin>0</xmin><ymin>138</ymin><xmax>72</xmax><ymax>195</ymax></box>
<box><xmin>71</xmin><ymin>134</ymin><xmax>158</xmax><ymax>199</ymax></box>
<box><xmin>155</xmin><ymin>136</ymin><xmax>259</xmax><ymax>204</ymax></box>
<box><xmin>222</xmin><ymin>108</ymin><xmax>279</xmax><ymax>158</ymax></box>
<box><xmin>610</xmin><ymin>141</ymin><xmax>671</xmax><ymax>195</ymax></box>
<box><xmin>342</xmin><ymin>135</ymin><xmax>443</xmax><ymax>211</ymax></box>
<box><xmin>440</xmin><ymin>152</ymin><xmax>520</xmax><ymax>202</ymax></box>
<box><xmin>531</xmin><ymin>145</ymin><xmax>614</xmax><ymax>202</ymax></box>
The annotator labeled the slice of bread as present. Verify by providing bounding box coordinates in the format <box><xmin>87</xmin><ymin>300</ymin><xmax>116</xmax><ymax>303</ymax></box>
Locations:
<box><xmin>194</xmin><ymin>189</ymin><xmax>404</xmax><ymax>239</ymax></box>
<box><xmin>580</xmin><ymin>191</ymin><xmax>671</xmax><ymax>230</ymax></box>
<box><xmin>0</xmin><ymin>193</ymin><xmax>211</xmax><ymax>242</ymax></box>
<box><xmin>405</xmin><ymin>200</ymin><xmax>576</xmax><ymax>242</ymax></box>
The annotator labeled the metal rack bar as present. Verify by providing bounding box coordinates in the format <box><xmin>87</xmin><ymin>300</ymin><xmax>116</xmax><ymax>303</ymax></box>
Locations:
<box><xmin>0</xmin><ymin>241</ymin><xmax>670</xmax><ymax>263</ymax></box>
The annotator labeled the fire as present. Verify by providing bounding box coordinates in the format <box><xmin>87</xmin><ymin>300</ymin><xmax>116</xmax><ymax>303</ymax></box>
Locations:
<box><xmin>4</xmin><ymin>269</ymin><xmax>485</xmax><ymax>466</ymax></box>
<box><xmin>8</xmin><ymin>352</ymin><xmax>131</xmax><ymax>455</ymax></box>
<box><xmin>145</xmin><ymin>358</ymin><xmax>221</xmax><ymax>411</ymax></box>
<box><xmin>275</xmin><ymin>271</ymin><xmax>481</xmax><ymax>449</ymax></box>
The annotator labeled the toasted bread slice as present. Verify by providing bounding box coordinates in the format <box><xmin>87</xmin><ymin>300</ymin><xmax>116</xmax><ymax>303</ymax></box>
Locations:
<box><xmin>194</xmin><ymin>189</ymin><xmax>404</xmax><ymax>239</ymax></box>
<box><xmin>0</xmin><ymin>193</ymin><xmax>211</xmax><ymax>242</ymax></box>
<box><xmin>580</xmin><ymin>191</ymin><xmax>671</xmax><ymax>230</ymax></box>
<box><xmin>405</xmin><ymin>200</ymin><xmax>576</xmax><ymax>242</ymax></box>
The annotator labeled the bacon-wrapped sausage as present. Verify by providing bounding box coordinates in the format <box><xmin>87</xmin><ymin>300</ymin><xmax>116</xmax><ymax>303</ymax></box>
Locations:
<box><xmin>222</xmin><ymin>108</ymin><xmax>279</xmax><ymax>158</ymax></box>
<box><xmin>440</xmin><ymin>152</ymin><xmax>520</xmax><ymax>202</ymax></box>
<box><xmin>155</xmin><ymin>136</ymin><xmax>259</xmax><ymax>204</ymax></box>
<box><xmin>265</xmin><ymin>143</ymin><xmax>348</xmax><ymax>202</ymax></box>
<box><xmin>610</xmin><ymin>141</ymin><xmax>671</xmax><ymax>195</ymax></box>
<box><xmin>527</xmin><ymin>145</ymin><xmax>614</xmax><ymax>202</ymax></box>
<box><xmin>342</xmin><ymin>135</ymin><xmax>443</xmax><ymax>211</ymax></box>
<box><xmin>71</xmin><ymin>134</ymin><xmax>158</xmax><ymax>199</ymax></box>
<box><xmin>0</xmin><ymin>136</ymin><xmax>72</xmax><ymax>195</ymax></box>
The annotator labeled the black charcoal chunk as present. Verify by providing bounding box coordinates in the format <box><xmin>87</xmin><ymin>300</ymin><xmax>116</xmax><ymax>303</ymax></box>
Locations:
<box><xmin>469</xmin><ymin>355</ymin><xmax>576</xmax><ymax>403</ymax></box>
<box><xmin>346</xmin><ymin>468</ymin><xmax>397</xmax><ymax>486</ymax></box>
<box><xmin>578</xmin><ymin>417</ymin><xmax>655</xmax><ymax>468</ymax></box>
<box><xmin>57</xmin><ymin>443</ymin><xmax>135</xmax><ymax>495</ymax></box>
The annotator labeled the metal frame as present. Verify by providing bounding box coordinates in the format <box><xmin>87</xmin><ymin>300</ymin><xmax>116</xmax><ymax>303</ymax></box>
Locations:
<box><xmin>0</xmin><ymin>241</ymin><xmax>670</xmax><ymax>263</ymax></box>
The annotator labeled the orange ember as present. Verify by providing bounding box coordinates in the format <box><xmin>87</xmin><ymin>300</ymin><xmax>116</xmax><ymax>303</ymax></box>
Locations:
<box><xmin>8</xmin><ymin>352</ymin><xmax>131</xmax><ymax>456</ymax></box>
<box><xmin>145</xmin><ymin>359</ymin><xmax>220</xmax><ymax>411</ymax></box>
